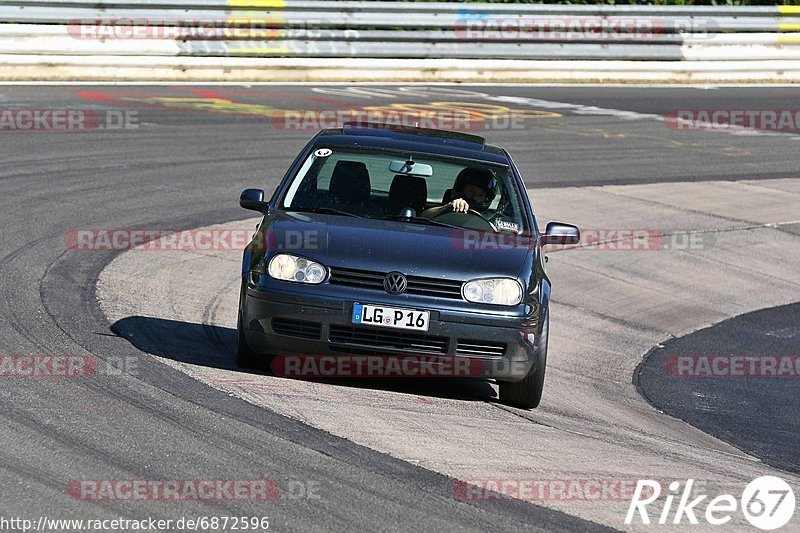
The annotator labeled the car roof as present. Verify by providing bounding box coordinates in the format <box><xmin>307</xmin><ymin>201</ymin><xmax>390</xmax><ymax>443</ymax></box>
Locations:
<box><xmin>314</xmin><ymin>123</ymin><xmax>510</xmax><ymax>165</ymax></box>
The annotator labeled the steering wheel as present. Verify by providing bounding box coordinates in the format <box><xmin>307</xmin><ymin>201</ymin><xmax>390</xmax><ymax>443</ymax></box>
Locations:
<box><xmin>432</xmin><ymin>208</ymin><xmax>498</xmax><ymax>232</ymax></box>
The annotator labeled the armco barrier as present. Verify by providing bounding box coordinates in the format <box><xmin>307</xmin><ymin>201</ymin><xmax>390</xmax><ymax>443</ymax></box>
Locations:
<box><xmin>0</xmin><ymin>1</ymin><xmax>799</xmax><ymax>81</ymax></box>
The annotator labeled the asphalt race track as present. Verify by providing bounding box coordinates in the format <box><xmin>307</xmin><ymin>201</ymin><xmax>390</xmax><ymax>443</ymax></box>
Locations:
<box><xmin>637</xmin><ymin>302</ymin><xmax>800</xmax><ymax>475</ymax></box>
<box><xmin>1</xmin><ymin>84</ymin><xmax>799</xmax><ymax>531</ymax></box>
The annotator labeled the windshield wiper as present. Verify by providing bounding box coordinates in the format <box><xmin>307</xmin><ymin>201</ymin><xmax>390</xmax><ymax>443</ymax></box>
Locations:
<box><xmin>371</xmin><ymin>215</ymin><xmax>462</xmax><ymax>230</ymax></box>
<box><xmin>287</xmin><ymin>206</ymin><xmax>362</xmax><ymax>218</ymax></box>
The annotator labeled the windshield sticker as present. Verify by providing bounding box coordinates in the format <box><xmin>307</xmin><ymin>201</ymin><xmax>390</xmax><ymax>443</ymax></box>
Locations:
<box><xmin>496</xmin><ymin>220</ymin><xmax>520</xmax><ymax>232</ymax></box>
<box><xmin>314</xmin><ymin>148</ymin><xmax>332</xmax><ymax>157</ymax></box>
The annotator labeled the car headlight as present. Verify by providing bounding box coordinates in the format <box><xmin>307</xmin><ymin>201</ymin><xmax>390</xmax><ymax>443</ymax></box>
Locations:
<box><xmin>267</xmin><ymin>254</ymin><xmax>326</xmax><ymax>284</ymax></box>
<box><xmin>462</xmin><ymin>278</ymin><xmax>523</xmax><ymax>306</ymax></box>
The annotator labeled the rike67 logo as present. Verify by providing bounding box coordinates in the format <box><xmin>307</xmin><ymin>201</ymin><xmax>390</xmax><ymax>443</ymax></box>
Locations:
<box><xmin>626</xmin><ymin>476</ymin><xmax>795</xmax><ymax>530</ymax></box>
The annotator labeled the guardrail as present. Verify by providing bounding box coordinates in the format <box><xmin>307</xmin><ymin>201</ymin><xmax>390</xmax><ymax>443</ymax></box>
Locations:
<box><xmin>1</xmin><ymin>1</ymin><xmax>799</xmax><ymax>81</ymax></box>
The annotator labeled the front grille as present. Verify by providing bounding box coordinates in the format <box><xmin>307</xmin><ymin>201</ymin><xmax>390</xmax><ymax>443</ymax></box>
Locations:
<box><xmin>455</xmin><ymin>339</ymin><xmax>507</xmax><ymax>358</ymax></box>
<box><xmin>329</xmin><ymin>267</ymin><xmax>463</xmax><ymax>299</ymax></box>
<box><xmin>271</xmin><ymin>318</ymin><xmax>322</xmax><ymax>340</ymax></box>
<box><xmin>329</xmin><ymin>324</ymin><xmax>448</xmax><ymax>355</ymax></box>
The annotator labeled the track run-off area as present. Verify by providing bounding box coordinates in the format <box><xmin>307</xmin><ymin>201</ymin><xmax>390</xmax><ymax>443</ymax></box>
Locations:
<box><xmin>2</xmin><ymin>84</ymin><xmax>799</xmax><ymax>531</ymax></box>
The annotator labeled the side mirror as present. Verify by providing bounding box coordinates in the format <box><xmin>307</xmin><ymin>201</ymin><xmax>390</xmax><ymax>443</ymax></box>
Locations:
<box><xmin>542</xmin><ymin>222</ymin><xmax>580</xmax><ymax>246</ymax></box>
<box><xmin>240</xmin><ymin>188</ymin><xmax>267</xmax><ymax>212</ymax></box>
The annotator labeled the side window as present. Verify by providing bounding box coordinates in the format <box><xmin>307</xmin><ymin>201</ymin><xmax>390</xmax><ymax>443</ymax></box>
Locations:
<box><xmin>488</xmin><ymin>168</ymin><xmax>504</xmax><ymax>211</ymax></box>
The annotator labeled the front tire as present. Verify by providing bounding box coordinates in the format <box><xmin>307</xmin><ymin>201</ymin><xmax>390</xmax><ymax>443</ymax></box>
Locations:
<box><xmin>499</xmin><ymin>315</ymin><xmax>548</xmax><ymax>409</ymax></box>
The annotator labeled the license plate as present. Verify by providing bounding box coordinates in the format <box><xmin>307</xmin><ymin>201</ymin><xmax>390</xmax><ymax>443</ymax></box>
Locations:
<box><xmin>352</xmin><ymin>303</ymin><xmax>430</xmax><ymax>332</ymax></box>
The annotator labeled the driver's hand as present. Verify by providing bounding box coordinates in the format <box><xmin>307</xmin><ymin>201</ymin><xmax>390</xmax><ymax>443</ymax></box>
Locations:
<box><xmin>450</xmin><ymin>198</ymin><xmax>470</xmax><ymax>213</ymax></box>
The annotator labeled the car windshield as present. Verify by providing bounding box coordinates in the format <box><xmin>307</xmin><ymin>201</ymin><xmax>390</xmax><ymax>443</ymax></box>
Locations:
<box><xmin>280</xmin><ymin>146</ymin><xmax>528</xmax><ymax>233</ymax></box>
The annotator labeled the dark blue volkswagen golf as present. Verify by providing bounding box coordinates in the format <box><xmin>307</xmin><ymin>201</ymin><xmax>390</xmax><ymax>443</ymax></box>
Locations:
<box><xmin>237</xmin><ymin>123</ymin><xmax>579</xmax><ymax>408</ymax></box>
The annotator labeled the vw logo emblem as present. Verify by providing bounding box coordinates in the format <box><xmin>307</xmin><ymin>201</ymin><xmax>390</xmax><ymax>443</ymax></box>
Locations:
<box><xmin>383</xmin><ymin>272</ymin><xmax>407</xmax><ymax>294</ymax></box>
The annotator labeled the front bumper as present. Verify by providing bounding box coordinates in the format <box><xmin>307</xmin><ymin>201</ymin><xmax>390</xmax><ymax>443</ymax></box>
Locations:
<box><xmin>241</xmin><ymin>281</ymin><xmax>544</xmax><ymax>382</ymax></box>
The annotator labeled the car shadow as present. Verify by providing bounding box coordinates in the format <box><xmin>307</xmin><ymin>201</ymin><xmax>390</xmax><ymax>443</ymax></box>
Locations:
<box><xmin>111</xmin><ymin>316</ymin><xmax>498</xmax><ymax>403</ymax></box>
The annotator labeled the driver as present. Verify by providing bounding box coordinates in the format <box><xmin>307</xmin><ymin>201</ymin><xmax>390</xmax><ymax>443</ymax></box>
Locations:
<box><xmin>422</xmin><ymin>167</ymin><xmax>498</xmax><ymax>218</ymax></box>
